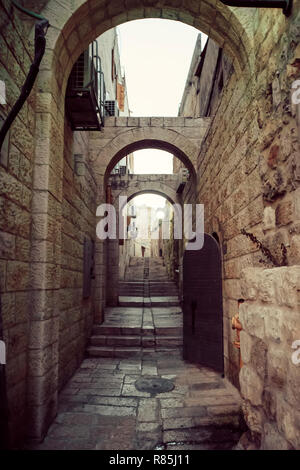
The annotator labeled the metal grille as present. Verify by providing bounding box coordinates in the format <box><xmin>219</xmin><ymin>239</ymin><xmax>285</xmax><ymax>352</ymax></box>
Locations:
<box><xmin>69</xmin><ymin>52</ymin><xmax>85</xmax><ymax>89</ymax></box>
<box><xmin>66</xmin><ymin>41</ymin><xmax>106</xmax><ymax>130</ymax></box>
<box><xmin>105</xmin><ymin>100</ymin><xmax>119</xmax><ymax>117</ymax></box>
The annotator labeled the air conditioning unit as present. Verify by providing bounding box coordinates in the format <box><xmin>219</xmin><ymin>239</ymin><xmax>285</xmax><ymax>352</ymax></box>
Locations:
<box><xmin>129</xmin><ymin>205</ymin><xmax>137</xmax><ymax>218</ymax></box>
<box><xmin>66</xmin><ymin>41</ymin><xmax>106</xmax><ymax>131</ymax></box>
<box><xmin>105</xmin><ymin>100</ymin><xmax>119</xmax><ymax>117</ymax></box>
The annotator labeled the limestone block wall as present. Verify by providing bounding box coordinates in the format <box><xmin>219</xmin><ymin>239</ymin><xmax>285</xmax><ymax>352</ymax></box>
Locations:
<box><xmin>196</xmin><ymin>7</ymin><xmax>300</xmax><ymax>389</ymax></box>
<box><xmin>239</xmin><ymin>266</ymin><xmax>300</xmax><ymax>450</ymax></box>
<box><xmin>0</xmin><ymin>0</ymin><xmax>38</xmax><ymax>446</ymax></box>
<box><xmin>59</xmin><ymin>120</ymin><xmax>97</xmax><ymax>390</ymax></box>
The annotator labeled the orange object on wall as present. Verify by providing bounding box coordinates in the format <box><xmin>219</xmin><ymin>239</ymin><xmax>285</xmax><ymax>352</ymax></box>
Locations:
<box><xmin>117</xmin><ymin>82</ymin><xmax>125</xmax><ymax>112</ymax></box>
<box><xmin>232</xmin><ymin>309</ymin><xmax>243</xmax><ymax>369</ymax></box>
<box><xmin>106</xmin><ymin>185</ymin><xmax>112</xmax><ymax>204</ymax></box>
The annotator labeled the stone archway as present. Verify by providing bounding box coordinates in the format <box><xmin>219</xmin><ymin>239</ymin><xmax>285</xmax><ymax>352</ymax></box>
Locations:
<box><xmin>88</xmin><ymin>117</ymin><xmax>208</xmax><ymax>197</ymax></box>
<box><xmin>105</xmin><ymin>174</ymin><xmax>182</xmax><ymax>305</ymax></box>
<box><xmin>24</xmin><ymin>0</ymin><xmax>255</xmax><ymax>442</ymax></box>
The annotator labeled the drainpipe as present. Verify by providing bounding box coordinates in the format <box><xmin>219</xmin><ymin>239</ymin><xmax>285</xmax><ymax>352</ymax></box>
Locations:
<box><xmin>0</xmin><ymin>1</ymin><xmax>49</xmax><ymax>153</ymax></box>
<box><xmin>219</xmin><ymin>0</ymin><xmax>293</xmax><ymax>16</ymax></box>
<box><xmin>0</xmin><ymin>2</ymin><xmax>49</xmax><ymax>449</ymax></box>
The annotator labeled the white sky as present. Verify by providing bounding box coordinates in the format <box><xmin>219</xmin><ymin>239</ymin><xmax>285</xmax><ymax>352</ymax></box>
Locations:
<box><xmin>117</xmin><ymin>19</ymin><xmax>201</xmax><ymax>116</ymax></box>
<box><xmin>117</xmin><ymin>19</ymin><xmax>204</xmax><ymax>176</ymax></box>
<box><xmin>132</xmin><ymin>193</ymin><xmax>168</xmax><ymax>209</ymax></box>
<box><xmin>133</xmin><ymin>149</ymin><xmax>173</xmax><ymax>173</ymax></box>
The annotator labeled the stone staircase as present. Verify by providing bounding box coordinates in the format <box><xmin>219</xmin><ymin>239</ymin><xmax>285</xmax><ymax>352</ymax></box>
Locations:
<box><xmin>87</xmin><ymin>257</ymin><xmax>183</xmax><ymax>358</ymax></box>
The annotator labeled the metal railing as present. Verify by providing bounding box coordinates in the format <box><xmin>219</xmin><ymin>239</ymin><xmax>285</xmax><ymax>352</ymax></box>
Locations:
<box><xmin>66</xmin><ymin>41</ymin><xmax>106</xmax><ymax>130</ymax></box>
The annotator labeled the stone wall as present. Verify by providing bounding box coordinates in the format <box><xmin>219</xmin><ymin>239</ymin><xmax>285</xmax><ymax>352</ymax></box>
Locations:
<box><xmin>59</xmin><ymin>120</ymin><xmax>97</xmax><ymax>390</ymax></box>
<box><xmin>239</xmin><ymin>266</ymin><xmax>300</xmax><ymax>450</ymax></box>
<box><xmin>195</xmin><ymin>7</ymin><xmax>300</xmax><ymax>389</ymax></box>
<box><xmin>0</xmin><ymin>0</ymin><xmax>37</xmax><ymax>446</ymax></box>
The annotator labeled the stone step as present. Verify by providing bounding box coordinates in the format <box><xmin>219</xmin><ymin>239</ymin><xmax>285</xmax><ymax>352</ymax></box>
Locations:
<box><xmin>87</xmin><ymin>345</ymin><xmax>183</xmax><ymax>358</ymax></box>
<box><xmin>119</xmin><ymin>285</ymin><xmax>178</xmax><ymax>290</ymax></box>
<box><xmin>92</xmin><ymin>324</ymin><xmax>183</xmax><ymax>337</ymax></box>
<box><xmin>87</xmin><ymin>346</ymin><xmax>141</xmax><ymax>358</ymax></box>
<box><xmin>92</xmin><ymin>325</ymin><xmax>143</xmax><ymax>336</ymax></box>
<box><xmin>90</xmin><ymin>335</ymin><xmax>183</xmax><ymax>347</ymax></box>
<box><xmin>90</xmin><ymin>335</ymin><xmax>142</xmax><ymax>347</ymax></box>
<box><xmin>119</xmin><ymin>296</ymin><xmax>180</xmax><ymax>307</ymax></box>
<box><xmin>119</xmin><ymin>286</ymin><xmax>178</xmax><ymax>292</ymax></box>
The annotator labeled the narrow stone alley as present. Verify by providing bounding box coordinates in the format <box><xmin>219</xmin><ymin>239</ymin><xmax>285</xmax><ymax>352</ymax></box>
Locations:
<box><xmin>29</xmin><ymin>258</ymin><xmax>242</xmax><ymax>450</ymax></box>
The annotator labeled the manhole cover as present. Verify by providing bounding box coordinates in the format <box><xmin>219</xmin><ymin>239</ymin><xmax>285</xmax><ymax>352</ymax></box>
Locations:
<box><xmin>135</xmin><ymin>376</ymin><xmax>174</xmax><ymax>395</ymax></box>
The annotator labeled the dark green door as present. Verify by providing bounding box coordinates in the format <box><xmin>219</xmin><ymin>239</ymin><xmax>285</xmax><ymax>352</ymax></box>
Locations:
<box><xmin>183</xmin><ymin>233</ymin><xmax>224</xmax><ymax>374</ymax></box>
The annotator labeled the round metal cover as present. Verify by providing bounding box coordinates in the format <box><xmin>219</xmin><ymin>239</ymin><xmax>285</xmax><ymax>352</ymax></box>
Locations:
<box><xmin>135</xmin><ymin>376</ymin><xmax>174</xmax><ymax>395</ymax></box>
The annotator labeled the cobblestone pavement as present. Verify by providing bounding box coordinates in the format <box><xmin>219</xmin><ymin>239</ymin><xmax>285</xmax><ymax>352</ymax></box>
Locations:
<box><xmin>29</xmin><ymin>353</ymin><xmax>242</xmax><ymax>450</ymax></box>
<box><xmin>29</xmin><ymin>258</ymin><xmax>243</xmax><ymax>450</ymax></box>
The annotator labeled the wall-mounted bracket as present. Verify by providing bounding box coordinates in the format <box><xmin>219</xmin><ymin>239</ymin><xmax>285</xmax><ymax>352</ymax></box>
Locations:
<box><xmin>219</xmin><ymin>0</ymin><xmax>293</xmax><ymax>16</ymax></box>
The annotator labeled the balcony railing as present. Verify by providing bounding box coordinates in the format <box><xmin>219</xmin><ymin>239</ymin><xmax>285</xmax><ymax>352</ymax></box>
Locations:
<box><xmin>66</xmin><ymin>41</ymin><xmax>106</xmax><ymax>131</ymax></box>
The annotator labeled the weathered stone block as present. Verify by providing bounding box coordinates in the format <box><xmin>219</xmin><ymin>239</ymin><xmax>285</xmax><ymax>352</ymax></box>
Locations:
<box><xmin>241</xmin><ymin>400</ymin><xmax>263</xmax><ymax>435</ymax></box>
<box><xmin>263</xmin><ymin>206</ymin><xmax>276</xmax><ymax>231</ymax></box>
<box><xmin>289</xmin><ymin>234</ymin><xmax>300</xmax><ymax>264</ymax></box>
<box><xmin>15</xmin><ymin>237</ymin><xmax>30</xmax><ymax>262</ymax></box>
<box><xmin>268</xmin><ymin>266</ymin><xmax>299</xmax><ymax>308</ymax></box>
<box><xmin>264</xmin><ymin>306</ymin><xmax>285</xmax><ymax>343</ymax></box>
<box><xmin>259</xmin><ymin>269</ymin><xmax>277</xmax><ymax>303</ymax></box>
<box><xmin>28</xmin><ymin>344</ymin><xmax>58</xmax><ymax>378</ymax></box>
<box><xmin>262</xmin><ymin>422</ymin><xmax>292</xmax><ymax>450</ymax></box>
<box><xmin>6</xmin><ymin>261</ymin><xmax>30</xmax><ymax>291</ymax></box>
<box><xmin>240</xmin><ymin>268</ymin><xmax>261</xmax><ymax>300</ymax></box>
<box><xmin>239</xmin><ymin>303</ymin><xmax>265</xmax><ymax>339</ymax></box>
<box><xmin>267</xmin><ymin>343</ymin><xmax>288</xmax><ymax>388</ymax></box>
<box><xmin>275</xmin><ymin>200</ymin><xmax>293</xmax><ymax>226</ymax></box>
<box><xmin>240</xmin><ymin>331</ymin><xmax>253</xmax><ymax>365</ymax></box>
<box><xmin>0</xmin><ymin>231</ymin><xmax>15</xmax><ymax>259</ymax></box>
<box><xmin>30</xmin><ymin>319</ymin><xmax>59</xmax><ymax>350</ymax></box>
<box><xmin>240</xmin><ymin>365</ymin><xmax>264</xmax><ymax>406</ymax></box>
<box><xmin>249</xmin><ymin>338</ymin><xmax>266</xmax><ymax>379</ymax></box>
<box><xmin>7</xmin><ymin>322</ymin><xmax>28</xmax><ymax>357</ymax></box>
<box><xmin>276</xmin><ymin>394</ymin><xmax>300</xmax><ymax>448</ymax></box>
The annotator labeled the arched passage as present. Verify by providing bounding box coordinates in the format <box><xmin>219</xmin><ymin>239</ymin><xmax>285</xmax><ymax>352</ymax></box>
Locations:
<box><xmin>90</xmin><ymin>122</ymin><xmax>201</xmax><ymax>195</ymax></box>
<box><xmin>25</xmin><ymin>0</ymin><xmax>255</xmax><ymax>443</ymax></box>
<box><xmin>117</xmin><ymin>188</ymin><xmax>180</xmax><ymax>208</ymax></box>
<box><xmin>106</xmin><ymin>177</ymin><xmax>182</xmax><ymax>304</ymax></box>
<box><xmin>36</xmin><ymin>0</ymin><xmax>254</xmax><ymax>98</ymax></box>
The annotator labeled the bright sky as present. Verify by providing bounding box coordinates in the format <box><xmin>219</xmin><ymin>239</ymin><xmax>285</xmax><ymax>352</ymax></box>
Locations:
<box><xmin>117</xmin><ymin>19</ymin><xmax>204</xmax><ymax>176</ymax></box>
<box><xmin>118</xmin><ymin>19</ymin><xmax>201</xmax><ymax>116</ymax></box>
<box><xmin>132</xmin><ymin>194</ymin><xmax>168</xmax><ymax>209</ymax></box>
<box><xmin>133</xmin><ymin>149</ymin><xmax>173</xmax><ymax>173</ymax></box>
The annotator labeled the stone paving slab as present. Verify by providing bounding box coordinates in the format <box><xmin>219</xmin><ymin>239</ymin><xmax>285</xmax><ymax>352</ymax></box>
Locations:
<box><xmin>28</xmin><ymin>354</ymin><xmax>242</xmax><ymax>451</ymax></box>
<box><xmin>28</xmin><ymin>258</ymin><xmax>242</xmax><ymax>450</ymax></box>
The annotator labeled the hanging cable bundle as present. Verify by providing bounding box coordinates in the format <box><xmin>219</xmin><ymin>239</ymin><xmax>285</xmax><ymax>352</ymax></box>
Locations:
<box><xmin>0</xmin><ymin>2</ymin><xmax>50</xmax><ymax>153</ymax></box>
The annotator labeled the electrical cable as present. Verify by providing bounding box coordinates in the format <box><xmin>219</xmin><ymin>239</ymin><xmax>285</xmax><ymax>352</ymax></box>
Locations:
<box><xmin>0</xmin><ymin>3</ymin><xmax>49</xmax><ymax>153</ymax></box>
